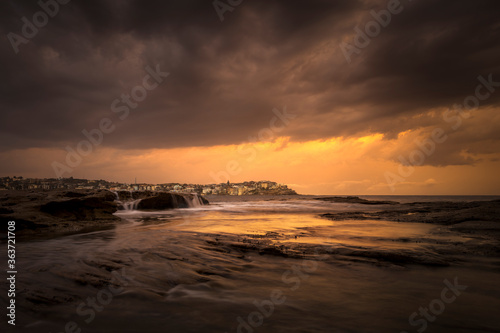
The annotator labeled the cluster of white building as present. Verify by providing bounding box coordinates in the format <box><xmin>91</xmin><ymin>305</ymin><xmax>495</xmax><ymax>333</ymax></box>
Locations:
<box><xmin>1</xmin><ymin>177</ymin><xmax>295</xmax><ymax>196</ymax></box>
<box><xmin>111</xmin><ymin>181</ymin><xmax>293</xmax><ymax>195</ymax></box>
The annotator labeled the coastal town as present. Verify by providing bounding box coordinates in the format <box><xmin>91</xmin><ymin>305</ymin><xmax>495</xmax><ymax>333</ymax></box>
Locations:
<box><xmin>0</xmin><ymin>176</ymin><xmax>297</xmax><ymax>196</ymax></box>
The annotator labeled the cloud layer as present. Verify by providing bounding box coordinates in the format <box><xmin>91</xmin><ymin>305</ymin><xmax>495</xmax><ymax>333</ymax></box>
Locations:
<box><xmin>1</xmin><ymin>0</ymin><xmax>499</xmax><ymax>191</ymax></box>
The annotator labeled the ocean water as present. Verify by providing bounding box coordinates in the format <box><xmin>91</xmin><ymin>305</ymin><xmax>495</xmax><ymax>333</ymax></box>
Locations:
<box><xmin>4</xmin><ymin>195</ymin><xmax>500</xmax><ymax>333</ymax></box>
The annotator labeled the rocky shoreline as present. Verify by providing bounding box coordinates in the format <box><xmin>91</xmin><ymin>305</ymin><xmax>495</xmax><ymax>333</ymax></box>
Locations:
<box><xmin>320</xmin><ymin>199</ymin><xmax>500</xmax><ymax>255</ymax></box>
<box><xmin>199</xmin><ymin>199</ymin><xmax>500</xmax><ymax>267</ymax></box>
<box><xmin>0</xmin><ymin>190</ymin><xmax>209</xmax><ymax>239</ymax></box>
<box><xmin>314</xmin><ymin>196</ymin><xmax>399</xmax><ymax>205</ymax></box>
<box><xmin>320</xmin><ymin>199</ymin><xmax>500</xmax><ymax>226</ymax></box>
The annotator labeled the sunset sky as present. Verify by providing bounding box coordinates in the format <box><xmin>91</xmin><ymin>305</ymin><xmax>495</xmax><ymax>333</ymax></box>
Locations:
<box><xmin>1</xmin><ymin>0</ymin><xmax>500</xmax><ymax>195</ymax></box>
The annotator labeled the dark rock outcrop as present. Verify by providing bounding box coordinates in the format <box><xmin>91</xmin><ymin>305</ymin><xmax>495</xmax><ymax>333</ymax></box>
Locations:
<box><xmin>40</xmin><ymin>196</ymin><xmax>117</xmax><ymax>220</ymax></box>
<box><xmin>112</xmin><ymin>191</ymin><xmax>209</xmax><ymax>210</ymax></box>
<box><xmin>0</xmin><ymin>190</ymin><xmax>120</xmax><ymax>239</ymax></box>
<box><xmin>314</xmin><ymin>196</ymin><xmax>399</xmax><ymax>205</ymax></box>
<box><xmin>0</xmin><ymin>207</ymin><xmax>14</xmax><ymax>214</ymax></box>
<box><xmin>114</xmin><ymin>190</ymin><xmax>154</xmax><ymax>201</ymax></box>
<box><xmin>320</xmin><ymin>200</ymin><xmax>500</xmax><ymax>226</ymax></box>
<box><xmin>137</xmin><ymin>193</ymin><xmax>189</xmax><ymax>210</ymax></box>
<box><xmin>0</xmin><ymin>189</ymin><xmax>209</xmax><ymax>239</ymax></box>
<box><xmin>135</xmin><ymin>192</ymin><xmax>209</xmax><ymax>210</ymax></box>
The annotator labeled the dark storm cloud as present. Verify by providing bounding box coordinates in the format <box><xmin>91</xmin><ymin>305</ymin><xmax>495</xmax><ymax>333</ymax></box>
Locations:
<box><xmin>0</xmin><ymin>0</ymin><xmax>499</xmax><ymax>166</ymax></box>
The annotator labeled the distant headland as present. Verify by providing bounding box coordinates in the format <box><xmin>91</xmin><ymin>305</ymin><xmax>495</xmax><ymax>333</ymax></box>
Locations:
<box><xmin>0</xmin><ymin>176</ymin><xmax>297</xmax><ymax>196</ymax></box>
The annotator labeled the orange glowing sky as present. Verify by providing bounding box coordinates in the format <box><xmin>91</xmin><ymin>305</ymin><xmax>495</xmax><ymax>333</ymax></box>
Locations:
<box><xmin>3</xmin><ymin>114</ymin><xmax>500</xmax><ymax>195</ymax></box>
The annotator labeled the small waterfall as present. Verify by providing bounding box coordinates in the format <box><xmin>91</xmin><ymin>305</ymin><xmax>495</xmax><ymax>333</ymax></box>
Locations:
<box><xmin>112</xmin><ymin>190</ymin><xmax>142</xmax><ymax>211</ymax></box>
<box><xmin>111</xmin><ymin>190</ymin><xmax>207</xmax><ymax>211</ymax></box>
<box><xmin>112</xmin><ymin>190</ymin><xmax>124</xmax><ymax>210</ymax></box>
<box><xmin>122</xmin><ymin>199</ymin><xmax>142</xmax><ymax>211</ymax></box>
<box><xmin>187</xmin><ymin>193</ymin><xmax>204</xmax><ymax>208</ymax></box>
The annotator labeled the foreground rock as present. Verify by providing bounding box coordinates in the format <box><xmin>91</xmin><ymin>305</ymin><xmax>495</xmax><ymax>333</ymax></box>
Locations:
<box><xmin>0</xmin><ymin>190</ymin><xmax>210</xmax><ymax>239</ymax></box>
<box><xmin>0</xmin><ymin>190</ymin><xmax>120</xmax><ymax>239</ymax></box>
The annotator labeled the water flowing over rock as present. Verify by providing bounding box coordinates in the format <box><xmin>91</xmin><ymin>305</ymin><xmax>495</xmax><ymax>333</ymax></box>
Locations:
<box><xmin>0</xmin><ymin>189</ymin><xmax>209</xmax><ymax>238</ymax></box>
<box><xmin>113</xmin><ymin>191</ymin><xmax>209</xmax><ymax>211</ymax></box>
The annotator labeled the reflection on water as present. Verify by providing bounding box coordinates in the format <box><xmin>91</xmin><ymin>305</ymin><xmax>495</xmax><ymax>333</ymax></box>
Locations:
<box><xmin>5</xmin><ymin>198</ymin><xmax>500</xmax><ymax>333</ymax></box>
